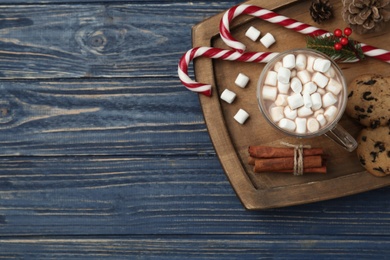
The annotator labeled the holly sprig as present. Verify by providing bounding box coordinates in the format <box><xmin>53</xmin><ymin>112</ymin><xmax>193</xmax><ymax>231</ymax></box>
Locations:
<box><xmin>306</xmin><ymin>27</ymin><xmax>365</xmax><ymax>63</ymax></box>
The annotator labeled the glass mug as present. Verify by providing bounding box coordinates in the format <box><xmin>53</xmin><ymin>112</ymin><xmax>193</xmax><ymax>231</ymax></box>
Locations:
<box><xmin>257</xmin><ymin>49</ymin><xmax>357</xmax><ymax>152</ymax></box>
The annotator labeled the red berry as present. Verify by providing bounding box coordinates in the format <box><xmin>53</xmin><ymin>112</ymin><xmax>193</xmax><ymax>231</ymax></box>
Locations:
<box><xmin>340</xmin><ymin>37</ymin><xmax>349</xmax><ymax>45</ymax></box>
<box><xmin>334</xmin><ymin>29</ymin><xmax>342</xmax><ymax>37</ymax></box>
<box><xmin>334</xmin><ymin>42</ymin><xmax>342</xmax><ymax>51</ymax></box>
<box><xmin>344</xmin><ymin>27</ymin><xmax>352</xmax><ymax>36</ymax></box>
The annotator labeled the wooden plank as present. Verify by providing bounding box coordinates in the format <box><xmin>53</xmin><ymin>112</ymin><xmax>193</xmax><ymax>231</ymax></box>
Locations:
<box><xmin>0</xmin><ymin>3</ymin><xmax>231</xmax><ymax>79</ymax></box>
<box><xmin>0</xmin><ymin>235</ymin><xmax>389</xmax><ymax>258</ymax></box>
<box><xmin>0</xmin><ymin>78</ymin><xmax>214</xmax><ymax>156</ymax></box>
<box><xmin>0</xmin><ymin>154</ymin><xmax>390</xmax><ymax>236</ymax></box>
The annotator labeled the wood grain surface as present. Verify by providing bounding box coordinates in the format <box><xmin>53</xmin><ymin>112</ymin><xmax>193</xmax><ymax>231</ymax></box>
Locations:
<box><xmin>0</xmin><ymin>0</ymin><xmax>389</xmax><ymax>258</ymax></box>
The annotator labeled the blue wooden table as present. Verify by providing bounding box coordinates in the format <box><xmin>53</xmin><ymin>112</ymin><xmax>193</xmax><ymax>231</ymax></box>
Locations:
<box><xmin>0</xmin><ymin>0</ymin><xmax>389</xmax><ymax>258</ymax></box>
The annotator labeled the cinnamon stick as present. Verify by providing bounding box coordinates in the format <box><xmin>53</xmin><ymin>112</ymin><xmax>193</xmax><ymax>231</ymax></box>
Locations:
<box><xmin>253</xmin><ymin>155</ymin><xmax>323</xmax><ymax>172</ymax></box>
<box><xmin>248</xmin><ymin>156</ymin><xmax>256</xmax><ymax>165</ymax></box>
<box><xmin>279</xmin><ymin>166</ymin><xmax>327</xmax><ymax>174</ymax></box>
<box><xmin>248</xmin><ymin>145</ymin><xmax>323</xmax><ymax>159</ymax></box>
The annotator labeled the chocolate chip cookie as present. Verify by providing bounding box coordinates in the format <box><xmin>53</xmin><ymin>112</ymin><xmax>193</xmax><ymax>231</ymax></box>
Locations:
<box><xmin>356</xmin><ymin>126</ymin><xmax>390</xmax><ymax>177</ymax></box>
<box><xmin>346</xmin><ymin>74</ymin><xmax>390</xmax><ymax>128</ymax></box>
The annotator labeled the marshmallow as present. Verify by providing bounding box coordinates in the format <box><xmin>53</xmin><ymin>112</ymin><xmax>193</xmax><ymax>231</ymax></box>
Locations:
<box><xmin>297</xmin><ymin>106</ymin><xmax>313</xmax><ymax>117</ymax></box>
<box><xmin>277</xmin><ymin>67</ymin><xmax>291</xmax><ymax>84</ymax></box>
<box><xmin>234</xmin><ymin>109</ymin><xmax>249</xmax><ymax>124</ymax></box>
<box><xmin>220</xmin><ymin>89</ymin><xmax>236</xmax><ymax>104</ymax></box>
<box><xmin>265</xmin><ymin>71</ymin><xmax>278</xmax><ymax>86</ymax></box>
<box><xmin>270</xmin><ymin>106</ymin><xmax>284</xmax><ymax>122</ymax></box>
<box><xmin>245</xmin><ymin>26</ymin><xmax>261</xmax><ymax>41</ymax></box>
<box><xmin>235</xmin><ymin>73</ymin><xmax>250</xmax><ymax>88</ymax></box>
<box><xmin>278</xmin><ymin>118</ymin><xmax>296</xmax><ymax>131</ymax></box>
<box><xmin>325</xmin><ymin>78</ymin><xmax>342</xmax><ymax>95</ymax></box>
<box><xmin>275</xmin><ymin>94</ymin><xmax>288</xmax><ymax>106</ymax></box>
<box><xmin>324</xmin><ymin>66</ymin><xmax>336</xmax><ymax>78</ymax></box>
<box><xmin>260</xmin><ymin>33</ymin><xmax>276</xmax><ymax>48</ymax></box>
<box><xmin>310</xmin><ymin>92</ymin><xmax>322</xmax><ymax>110</ymax></box>
<box><xmin>290</xmin><ymin>77</ymin><xmax>302</xmax><ymax>94</ymax></box>
<box><xmin>287</xmin><ymin>93</ymin><xmax>304</xmax><ymax>110</ymax></box>
<box><xmin>282</xmin><ymin>54</ymin><xmax>296</xmax><ymax>69</ymax></box>
<box><xmin>307</xmin><ymin>117</ymin><xmax>320</xmax><ymax>133</ymax></box>
<box><xmin>295</xmin><ymin>117</ymin><xmax>307</xmax><ymax>134</ymax></box>
<box><xmin>297</xmin><ymin>70</ymin><xmax>311</xmax><ymax>85</ymax></box>
<box><xmin>313</xmin><ymin>58</ymin><xmax>331</xmax><ymax>73</ymax></box>
<box><xmin>302</xmin><ymin>82</ymin><xmax>317</xmax><ymax>94</ymax></box>
<box><xmin>312</xmin><ymin>72</ymin><xmax>329</xmax><ymax>88</ymax></box>
<box><xmin>316</xmin><ymin>114</ymin><xmax>327</xmax><ymax>126</ymax></box>
<box><xmin>277</xmin><ymin>81</ymin><xmax>290</xmax><ymax>94</ymax></box>
<box><xmin>322</xmin><ymin>92</ymin><xmax>338</xmax><ymax>107</ymax></box>
<box><xmin>306</xmin><ymin>56</ymin><xmax>316</xmax><ymax>72</ymax></box>
<box><xmin>324</xmin><ymin>105</ymin><xmax>338</xmax><ymax>122</ymax></box>
<box><xmin>284</xmin><ymin>106</ymin><xmax>297</xmax><ymax>120</ymax></box>
<box><xmin>273</xmin><ymin>61</ymin><xmax>283</xmax><ymax>73</ymax></box>
<box><xmin>295</xmin><ymin>54</ymin><xmax>307</xmax><ymax>70</ymax></box>
<box><xmin>262</xmin><ymin>86</ymin><xmax>278</xmax><ymax>101</ymax></box>
<box><xmin>314</xmin><ymin>108</ymin><xmax>325</xmax><ymax>117</ymax></box>
<box><xmin>303</xmin><ymin>92</ymin><xmax>312</xmax><ymax>108</ymax></box>
<box><xmin>316</xmin><ymin>87</ymin><xmax>326</xmax><ymax>95</ymax></box>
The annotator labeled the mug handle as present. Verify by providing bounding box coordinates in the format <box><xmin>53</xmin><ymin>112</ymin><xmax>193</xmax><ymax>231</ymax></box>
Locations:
<box><xmin>324</xmin><ymin>124</ymin><xmax>358</xmax><ymax>152</ymax></box>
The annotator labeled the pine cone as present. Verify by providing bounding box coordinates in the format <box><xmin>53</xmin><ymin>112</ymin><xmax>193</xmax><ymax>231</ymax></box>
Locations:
<box><xmin>310</xmin><ymin>0</ymin><xmax>334</xmax><ymax>24</ymax></box>
<box><xmin>342</xmin><ymin>0</ymin><xmax>390</xmax><ymax>34</ymax></box>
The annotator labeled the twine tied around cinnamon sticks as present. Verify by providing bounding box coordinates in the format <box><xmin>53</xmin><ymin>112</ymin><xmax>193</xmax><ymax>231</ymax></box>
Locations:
<box><xmin>280</xmin><ymin>142</ymin><xmax>311</xmax><ymax>175</ymax></box>
<box><xmin>248</xmin><ymin>144</ymin><xmax>327</xmax><ymax>175</ymax></box>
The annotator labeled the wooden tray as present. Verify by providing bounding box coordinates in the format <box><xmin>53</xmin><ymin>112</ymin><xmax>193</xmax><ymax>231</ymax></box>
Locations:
<box><xmin>192</xmin><ymin>0</ymin><xmax>390</xmax><ymax>209</ymax></box>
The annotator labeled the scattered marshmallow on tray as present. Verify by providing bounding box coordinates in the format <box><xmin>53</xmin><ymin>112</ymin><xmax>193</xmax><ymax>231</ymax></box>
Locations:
<box><xmin>245</xmin><ymin>26</ymin><xmax>261</xmax><ymax>41</ymax></box>
<box><xmin>222</xmin><ymin>72</ymin><xmax>252</xmax><ymax>125</ymax></box>
<box><xmin>260</xmin><ymin>33</ymin><xmax>276</xmax><ymax>48</ymax></box>
<box><xmin>234</xmin><ymin>109</ymin><xmax>249</xmax><ymax>124</ymax></box>
<box><xmin>235</xmin><ymin>73</ymin><xmax>250</xmax><ymax>88</ymax></box>
<box><xmin>220</xmin><ymin>89</ymin><xmax>236</xmax><ymax>104</ymax></box>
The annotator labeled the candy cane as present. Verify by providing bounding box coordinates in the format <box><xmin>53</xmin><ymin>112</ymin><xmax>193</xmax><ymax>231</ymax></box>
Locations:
<box><xmin>220</xmin><ymin>4</ymin><xmax>328</xmax><ymax>53</ymax></box>
<box><xmin>178</xmin><ymin>46</ymin><xmax>278</xmax><ymax>96</ymax></box>
<box><xmin>220</xmin><ymin>4</ymin><xmax>390</xmax><ymax>63</ymax></box>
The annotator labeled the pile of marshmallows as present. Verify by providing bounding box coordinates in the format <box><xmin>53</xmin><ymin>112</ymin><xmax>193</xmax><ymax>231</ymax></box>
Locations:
<box><xmin>262</xmin><ymin>53</ymin><xmax>343</xmax><ymax>134</ymax></box>
<box><xmin>220</xmin><ymin>26</ymin><xmax>276</xmax><ymax>125</ymax></box>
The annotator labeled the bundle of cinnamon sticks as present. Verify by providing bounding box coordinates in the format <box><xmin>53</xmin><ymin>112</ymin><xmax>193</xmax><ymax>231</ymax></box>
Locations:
<box><xmin>248</xmin><ymin>145</ymin><xmax>327</xmax><ymax>174</ymax></box>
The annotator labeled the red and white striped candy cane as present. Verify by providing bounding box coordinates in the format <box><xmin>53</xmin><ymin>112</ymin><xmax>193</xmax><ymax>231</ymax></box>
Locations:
<box><xmin>220</xmin><ymin>4</ymin><xmax>328</xmax><ymax>53</ymax></box>
<box><xmin>220</xmin><ymin>4</ymin><xmax>390</xmax><ymax>63</ymax></box>
<box><xmin>178</xmin><ymin>46</ymin><xmax>278</xmax><ymax>96</ymax></box>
